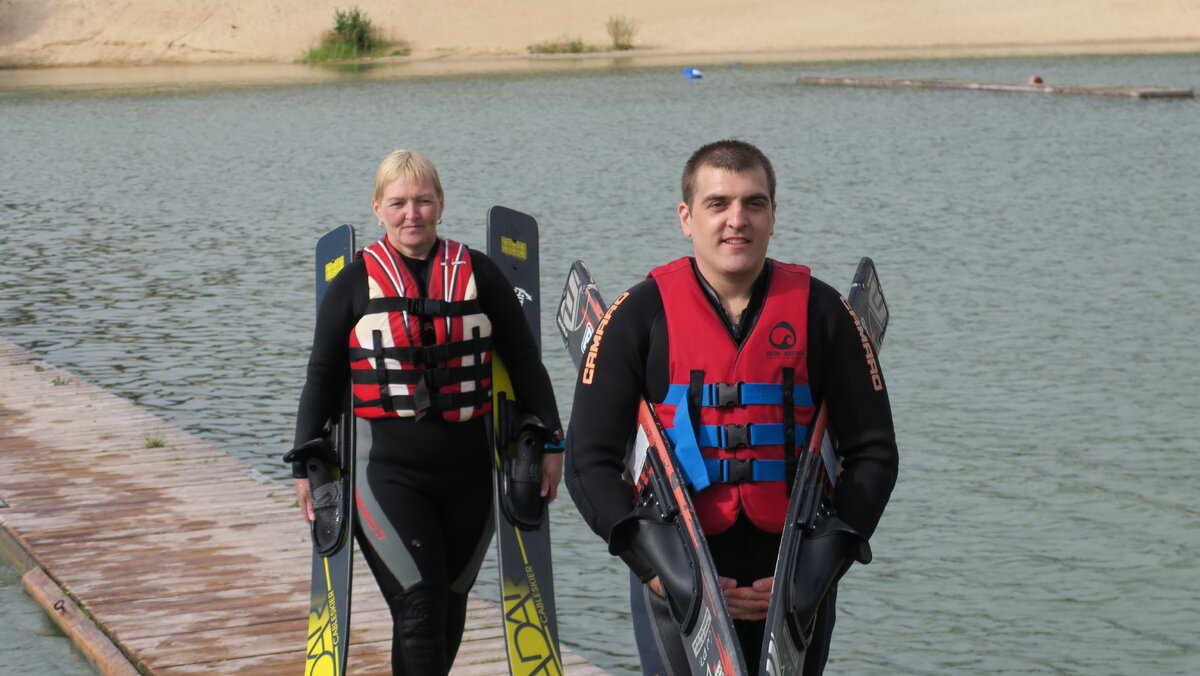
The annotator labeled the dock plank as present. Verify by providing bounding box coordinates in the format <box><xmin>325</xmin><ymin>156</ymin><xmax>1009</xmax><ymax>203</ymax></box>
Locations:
<box><xmin>0</xmin><ymin>336</ymin><xmax>608</xmax><ymax>676</ymax></box>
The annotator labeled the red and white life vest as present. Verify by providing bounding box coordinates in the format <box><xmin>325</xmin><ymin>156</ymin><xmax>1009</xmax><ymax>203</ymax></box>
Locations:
<box><xmin>349</xmin><ymin>238</ymin><xmax>492</xmax><ymax>422</ymax></box>
<box><xmin>650</xmin><ymin>257</ymin><xmax>816</xmax><ymax>534</ymax></box>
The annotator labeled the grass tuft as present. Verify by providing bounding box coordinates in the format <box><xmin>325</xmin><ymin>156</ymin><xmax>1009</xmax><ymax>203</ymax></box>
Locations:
<box><xmin>605</xmin><ymin>16</ymin><xmax>636</xmax><ymax>50</ymax></box>
<box><xmin>527</xmin><ymin>36</ymin><xmax>602</xmax><ymax>54</ymax></box>
<box><xmin>301</xmin><ymin>7</ymin><xmax>410</xmax><ymax>62</ymax></box>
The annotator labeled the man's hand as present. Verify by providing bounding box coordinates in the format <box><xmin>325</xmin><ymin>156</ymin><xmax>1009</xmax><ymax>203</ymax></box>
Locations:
<box><xmin>648</xmin><ymin>575</ymin><xmax>665</xmax><ymax>597</ymax></box>
<box><xmin>721</xmin><ymin>576</ymin><xmax>772</xmax><ymax>621</ymax></box>
<box><xmin>294</xmin><ymin>478</ymin><xmax>315</xmax><ymax>523</ymax></box>
<box><xmin>648</xmin><ymin>576</ymin><xmax>772</xmax><ymax>621</ymax></box>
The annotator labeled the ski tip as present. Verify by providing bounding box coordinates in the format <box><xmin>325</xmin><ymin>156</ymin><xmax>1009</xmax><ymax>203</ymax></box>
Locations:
<box><xmin>486</xmin><ymin>204</ymin><xmax>536</xmax><ymax>224</ymax></box>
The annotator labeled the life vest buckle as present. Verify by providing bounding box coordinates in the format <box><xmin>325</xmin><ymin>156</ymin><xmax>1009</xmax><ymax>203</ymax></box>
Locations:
<box><xmin>723</xmin><ymin>458</ymin><xmax>754</xmax><ymax>483</ymax></box>
<box><xmin>411</xmin><ymin>378</ymin><xmax>433</xmax><ymax>413</ymax></box>
<box><xmin>721</xmin><ymin>423</ymin><xmax>751</xmax><ymax>449</ymax></box>
<box><xmin>405</xmin><ymin>297</ymin><xmax>443</xmax><ymax>316</ymax></box>
<box><xmin>418</xmin><ymin>343</ymin><xmax>449</xmax><ymax>366</ymax></box>
<box><xmin>711</xmin><ymin>381</ymin><xmax>742</xmax><ymax>407</ymax></box>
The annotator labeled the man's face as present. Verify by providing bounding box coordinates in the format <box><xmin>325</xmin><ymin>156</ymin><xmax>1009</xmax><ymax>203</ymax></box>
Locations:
<box><xmin>679</xmin><ymin>164</ymin><xmax>776</xmax><ymax>283</ymax></box>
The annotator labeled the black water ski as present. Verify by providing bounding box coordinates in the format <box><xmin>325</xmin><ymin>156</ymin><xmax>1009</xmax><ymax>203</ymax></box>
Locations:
<box><xmin>289</xmin><ymin>224</ymin><xmax>357</xmax><ymax>676</ymax></box>
<box><xmin>486</xmin><ymin>206</ymin><xmax>564</xmax><ymax>676</ymax></box>
<box><xmin>760</xmin><ymin>257</ymin><xmax>888</xmax><ymax>675</ymax></box>
<box><xmin>557</xmin><ymin>260</ymin><xmax>748</xmax><ymax>675</ymax></box>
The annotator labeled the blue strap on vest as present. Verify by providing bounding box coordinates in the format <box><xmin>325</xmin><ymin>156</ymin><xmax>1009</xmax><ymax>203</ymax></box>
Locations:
<box><xmin>703</xmin><ymin>458</ymin><xmax>789</xmax><ymax>483</ymax></box>
<box><xmin>665</xmin><ymin>383</ymin><xmax>813</xmax><ymax>408</ymax></box>
<box><xmin>666</xmin><ymin>394</ymin><xmax>712</xmax><ymax>492</ymax></box>
<box><xmin>695</xmin><ymin>422</ymin><xmax>809</xmax><ymax>449</ymax></box>
<box><xmin>662</xmin><ymin>381</ymin><xmax>812</xmax><ymax>491</ymax></box>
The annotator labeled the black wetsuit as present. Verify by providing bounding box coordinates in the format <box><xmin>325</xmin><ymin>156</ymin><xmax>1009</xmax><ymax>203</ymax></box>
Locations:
<box><xmin>293</xmin><ymin>238</ymin><xmax>560</xmax><ymax>676</ymax></box>
<box><xmin>565</xmin><ymin>259</ymin><xmax>897</xmax><ymax>674</ymax></box>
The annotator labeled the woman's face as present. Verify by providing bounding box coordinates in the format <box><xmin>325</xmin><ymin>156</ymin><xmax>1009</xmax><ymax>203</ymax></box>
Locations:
<box><xmin>372</xmin><ymin>176</ymin><xmax>444</xmax><ymax>258</ymax></box>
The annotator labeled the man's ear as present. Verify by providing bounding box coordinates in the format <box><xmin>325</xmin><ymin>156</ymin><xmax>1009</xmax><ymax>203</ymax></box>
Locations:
<box><xmin>678</xmin><ymin>202</ymin><xmax>692</xmax><ymax>238</ymax></box>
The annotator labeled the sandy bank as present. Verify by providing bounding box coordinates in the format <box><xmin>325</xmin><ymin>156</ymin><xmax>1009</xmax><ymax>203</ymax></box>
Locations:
<box><xmin>2</xmin><ymin>0</ymin><xmax>1199</xmax><ymax>70</ymax></box>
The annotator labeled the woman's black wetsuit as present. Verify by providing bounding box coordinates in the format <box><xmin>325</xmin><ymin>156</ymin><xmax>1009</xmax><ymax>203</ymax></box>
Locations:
<box><xmin>293</xmin><ymin>237</ymin><xmax>560</xmax><ymax>675</ymax></box>
<box><xmin>564</xmin><ymin>259</ymin><xmax>897</xmax><ymax>674</ymax></box>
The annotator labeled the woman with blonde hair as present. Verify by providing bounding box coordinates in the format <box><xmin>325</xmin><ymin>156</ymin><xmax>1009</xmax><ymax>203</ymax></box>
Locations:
<box><xmin>291</xmin><ymin>149</ymin><xmax>562</xmax><ymax>674</ymax></box>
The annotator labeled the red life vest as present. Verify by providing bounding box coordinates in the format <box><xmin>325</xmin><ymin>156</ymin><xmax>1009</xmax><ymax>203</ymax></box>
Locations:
<box><xmin>349</xmin><ymin>238</ymin><xmax>493</xmax><ymax>422</ymax></box>
<box><xmin>650</xmin><ymin>257</ymin><xmax>816</xmax><ymax>534</ymax></box>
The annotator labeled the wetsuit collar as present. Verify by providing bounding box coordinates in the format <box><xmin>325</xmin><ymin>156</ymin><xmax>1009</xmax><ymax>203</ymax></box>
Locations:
<box><xmin>384</xmin><ymin>236</ymin><xmax>443</xmax><ymax>296</ymax></box>
<box><xmin>689</xmin><ymin>257</ymin><xmax>773</xmax><ymax>345</ymax></box>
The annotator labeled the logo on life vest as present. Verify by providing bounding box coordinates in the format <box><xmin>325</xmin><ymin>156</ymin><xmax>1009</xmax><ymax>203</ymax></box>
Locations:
<box><xmin>766</xmin><ymin>321</ymin><xmax>804</xmax><ymax>359</ymax></box>
<box><xmin>768</xmin><ymin>321</ymin><xmax>796</xmax><ymax>349</ymax></box>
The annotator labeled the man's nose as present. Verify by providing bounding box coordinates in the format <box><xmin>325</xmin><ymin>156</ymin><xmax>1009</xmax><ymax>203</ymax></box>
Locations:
<box><xmin>726</xmin><ymin>202</ymin><xmax>751</xmax><ymax>227</ymax></box>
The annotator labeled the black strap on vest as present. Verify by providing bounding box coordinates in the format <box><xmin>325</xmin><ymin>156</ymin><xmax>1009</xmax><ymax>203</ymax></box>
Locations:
<box><xmin>782</xmin><ymin>366</ymin><xmax>797</xmax><ymax>496</ymax></box>
<box><xmin>350</xmin><ymin>361</ymin><xmax>492</xmax><ymax>388</ymax></box>
<box><xmin>372</xmin><ymin>329</ymin><xmax>393</xmax><ymax>413</ymax></box>
<box><xmin>354</xmin><ymin>387</ymin><xmax>491</xmax><ymax>417</ymax></box>
<box><xmin>687</xmin><ymin>370</ymin><xmax>705</xmax><ymax>438</ymax></box>
<box><xmin>364</xmin><ymin>296</ymin><xmax>483</xmax><ymax>317</ymax></box>
<box><xmin>471</xmin><ymin>325</ymin><xmax>486</xmax><ymax>392</ymax></box>
<box><xmin>349</xmin><ymin>335</ymin><xmax>495</xmax><ymax>367</ymax></box>
<box><xmin>357</xmin><ymin>326</ymin><xmax>492</xmax><ymax>419</ymax></box>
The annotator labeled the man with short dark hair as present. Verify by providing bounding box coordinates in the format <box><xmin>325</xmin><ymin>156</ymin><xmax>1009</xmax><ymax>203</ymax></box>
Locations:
<box><xmin>565</xmin><ymin>139</ymin><xmax>898</xmax><ymax>673</ymax></box>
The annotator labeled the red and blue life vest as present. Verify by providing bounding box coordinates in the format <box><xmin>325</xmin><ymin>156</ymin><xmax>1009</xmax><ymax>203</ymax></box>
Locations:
<box><xmin>650</xmin><ymin>257</ymin><xmax>816</xmax><ymax>534</ymax></box>
<box><xmin>349</xmin><ymin>238</ymin><xmax>493</xmax><ymax>422</ymax></box>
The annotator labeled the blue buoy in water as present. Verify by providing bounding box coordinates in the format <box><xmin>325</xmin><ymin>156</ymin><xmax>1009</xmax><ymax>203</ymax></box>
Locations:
<box><xmin>683</xmin><ymin>67</ymin><xmax>704</xmax><ymax>80</ymax></box>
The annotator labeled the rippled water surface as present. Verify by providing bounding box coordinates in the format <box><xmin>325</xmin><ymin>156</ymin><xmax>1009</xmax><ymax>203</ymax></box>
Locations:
<box><xmin>2</xmin><ymin>53</ymin><xmax>1198</xmax><ymax>674</ymax></box>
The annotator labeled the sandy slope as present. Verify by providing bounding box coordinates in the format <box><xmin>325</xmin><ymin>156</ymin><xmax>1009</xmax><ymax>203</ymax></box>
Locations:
<box><xmin>1</xmin><ymin>0</ymin><xmax>1198</xmax><ymax>68</ymax></box>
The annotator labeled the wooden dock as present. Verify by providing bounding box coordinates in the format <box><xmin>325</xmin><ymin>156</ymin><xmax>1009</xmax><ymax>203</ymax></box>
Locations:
<box><xmin>794</xmin><ymin>75</ymin><xmax>1195</xmax><ymax>99</ymax></box>
<box><xmin>0</xmin><ymin>336</ymin><xmax>608</xmax><ymax>675</ymax></box>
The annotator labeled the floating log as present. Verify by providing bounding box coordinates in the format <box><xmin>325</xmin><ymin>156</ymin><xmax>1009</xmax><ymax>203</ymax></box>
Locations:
<box><xmin>795</xmin><ymin>75</ymin><xmax>1194</xmax><ymax>99</ymax></box>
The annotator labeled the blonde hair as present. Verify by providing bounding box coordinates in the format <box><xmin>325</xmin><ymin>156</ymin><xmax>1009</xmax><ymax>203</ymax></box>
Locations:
<box><xmin>373</xmin><ymin>149</ymin><xmax>444</xmax><ymax>204</ymax></box>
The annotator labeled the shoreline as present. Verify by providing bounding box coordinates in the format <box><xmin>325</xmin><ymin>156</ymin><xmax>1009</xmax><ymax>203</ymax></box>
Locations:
<box><xmin>3</xmin><ymin>38</ymin><xmax>1198</xmax><ymax>94</ymax></box>
<box><xmin>3</xmin><ymin>0</ymin><xmax>1198</xmax><ymax>89</ymax></box>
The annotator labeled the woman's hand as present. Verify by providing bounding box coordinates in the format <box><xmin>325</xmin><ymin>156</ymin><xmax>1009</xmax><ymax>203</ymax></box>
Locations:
<box><xmin>539</xmin><ymin>428</ymin><xmax>564</xmax><ymax>503</ymax></box>
<box><xmin>721</xmin><ymin>576</ymin><xmax>773</xmax><ymax>621</ymax></box>
<box><xmin>540</xmin><ymin>452</ymin><xmax>563</xmax><ymax>503</ymax></box>
<box><xmin>294</xmin><ymin>478</ymin><xmax>315</xmax><ymax>523</ymax></box>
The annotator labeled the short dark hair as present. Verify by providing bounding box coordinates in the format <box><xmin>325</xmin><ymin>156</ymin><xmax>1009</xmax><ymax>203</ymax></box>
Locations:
<box><xmin>681</xmin><ymin>139</ymin><xmax>776</xmax><ymax>207</ymax></box>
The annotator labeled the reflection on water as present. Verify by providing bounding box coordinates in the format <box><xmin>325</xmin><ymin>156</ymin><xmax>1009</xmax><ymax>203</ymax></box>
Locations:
<box><xmin>309</xmin><ymin>62</ymin><xmax>388</xmax><ymax>75</ymax></box>
<box><xmin>2</xmin><ymin>53</ymin><xmax>1198</xmax><ymax>675</ymax></box>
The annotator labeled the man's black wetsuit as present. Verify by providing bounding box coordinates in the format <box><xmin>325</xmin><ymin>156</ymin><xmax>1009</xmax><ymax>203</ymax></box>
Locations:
<box><xmin>565</xmin><ymin>258</ymin><xmax>897</xmax><ymax>674</ymax></box>
<box><xmin>293</xmin><ymin>237</ymin><xmax>560</xmax><ymax>675</ymax></box>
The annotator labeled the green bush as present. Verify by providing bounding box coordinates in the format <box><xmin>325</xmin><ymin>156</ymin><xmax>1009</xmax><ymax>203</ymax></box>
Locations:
<box><xmin>527</xmin><ymin>36</ymin><xmax>601</xmax><ymax>54</ymax></box>
<box><xmin>605</xmin><ymin>16</ymin><xmax>636</xmax><ymax>50</ymax></box>
<box><xmin>302</xmin><ymin>7</ymin><xmax>410</xmax><ymax>62</ymax></box>
<box><xmin>335</xmin><ymin>7</ymin><xmax>374</xmax><ymax>52</ymax></box>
